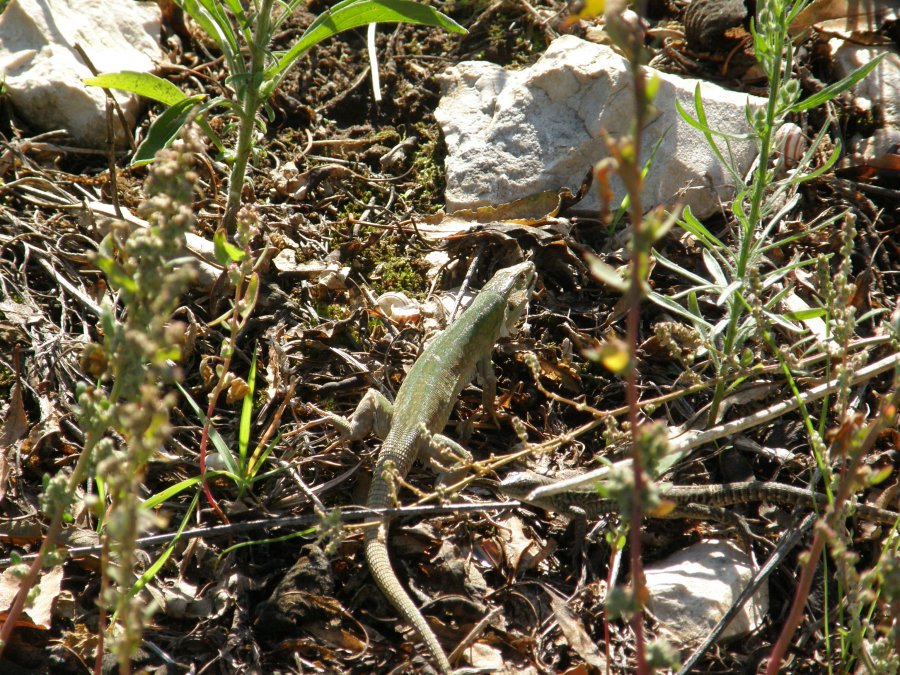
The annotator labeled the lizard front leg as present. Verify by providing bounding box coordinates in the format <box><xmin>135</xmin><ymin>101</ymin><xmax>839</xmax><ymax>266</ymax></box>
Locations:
<box><xmin>476</xmin><ymin>353</ymin><xmax>499</xmax><ymax>424</ymax></box>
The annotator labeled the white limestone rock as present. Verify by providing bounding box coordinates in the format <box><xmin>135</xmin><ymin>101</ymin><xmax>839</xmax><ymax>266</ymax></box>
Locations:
<box><xmin>436</xmin><ymin>35</ymin><xmax>766</xmax><ymax>219</ymax></box>
<box><xmin>0</xmin><ymin>0</ymin><xmax>162</xmax><ymax>149</ymax></box>
<box><xmin>644</xmin><ymin>539</ymin><xmax>768</xmax><ymax>644</ymax></box>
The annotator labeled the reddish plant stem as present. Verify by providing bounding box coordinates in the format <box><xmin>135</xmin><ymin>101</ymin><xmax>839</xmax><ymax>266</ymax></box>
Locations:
<box><xmin>623</xmin><ymin>32</ymin><xmax>649</xmax><ymax>675</ymax></box>
<box><xmin>766</xmin><ymin>393</ymin><xmax>899</xmax><ymax>673</ymax></box>
<box><xmin>198</xmin><ymin>271</ymin><xmax>252</xmax><ymax>524</ymax></box>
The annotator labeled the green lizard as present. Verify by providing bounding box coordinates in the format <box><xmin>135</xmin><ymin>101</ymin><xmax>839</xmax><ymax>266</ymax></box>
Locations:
<box><xmin>331</xmin><ymin>261</ymin><xmax>536</xmax><ymax>673</ymax></box>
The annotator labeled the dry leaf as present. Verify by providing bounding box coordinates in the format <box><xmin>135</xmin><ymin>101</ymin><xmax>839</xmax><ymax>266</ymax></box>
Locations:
<box><xmin>546</xmin><ymin>587</ymin><xmax>607</xmax><ymax>670</ymax></box>
<box><xmin>0</xmin><ymin>565</ymin><xmax>64</xmax><ymax>630</ymax></box>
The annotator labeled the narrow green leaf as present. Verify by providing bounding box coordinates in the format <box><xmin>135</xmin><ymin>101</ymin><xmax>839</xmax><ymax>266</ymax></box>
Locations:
<box><xmin>586</xmin><ymin>253</ymin><xmax>628</xmax><ymax>292</ymax></box>
<box><xmin>143</xmin><ymin>475</ymin><xmax>206</xmax><ymax>509</ymax></box>
<box><xmin>264</xmin><ymin>0</ymin><xmax>465</xmax><ymax>94</ymax></box>
<box><xmin>239</xmin><ymin>272</ymin><xmax>260</xmax><ymax>319</ymax></box>
<box><xmin>647</xmin><ymin>291</ymin><xmax>714</xmax><ymax>329</ymax></box>
<box><xmin>653</xmin><ymin>248</ymin><xmax>710</xmax><ymax>286</ymax></box>
<box><xmin>786</xmin><ymin>138</ymin><xmax>842</xmax><ymax>185</ymax></box>
<box><xmin>702</xmin><ymin>248</ymin><xmax>727</xmax><ymax>287</ymax></box>
<box><xmin>179</xmin><ymin>0</ymin><xmax>228</xmax><ymax>52</ymax></box>
<box><xmin>181</xmin><ymin>0</ymin><xmax>240</xmax><ymax>58</ymax></box>
<box><xmin>177</xmin><ymin>382</ymin><xmax>241</xmax><ymax>476</ymax></box>
<box><xmin>678</xmin><ymin>205</ymin><xmax>725</xmax><ymax>250</ymax></box>
<box><xmin>132</xmin><ymin>492</ymin><xmax>200</xmax><ymax>595</ymax></box>
<box><xmin>239</xmin><ymin>350</ymin><xmax>257</xmax><ymax>470</ymax></box>
<box><xmin>784</xmin><ymin>308</ymin><xmax>826</xmax><ymax>321</ymax></box>
<box><xmin>763</xmin><ymin>308</ymin><xmax>805</xmax><ymax>334</ymax></box>
<box><xmin>791</xmin><ymin>54</ymin><xmax>885</xmax><ymax>112</ymax></box>
<box><xmin>716</xmin><ymin>279</ymin><xmax>743</xmax><ymax>307</ymax></box>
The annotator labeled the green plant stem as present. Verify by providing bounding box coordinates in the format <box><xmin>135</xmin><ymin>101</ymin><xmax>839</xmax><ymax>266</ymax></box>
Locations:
<box><xmin>707</xmin><ymin>6</ymin><xmax>784</xmax><ymax>424</ymax></box>
<box><xmin>223</xmin><ymin>0</ymin><xmax>274</xmax><ymax>231</ymax></box>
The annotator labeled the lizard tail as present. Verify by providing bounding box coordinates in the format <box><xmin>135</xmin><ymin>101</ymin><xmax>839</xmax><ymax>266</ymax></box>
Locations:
<box><xmin>365</xmin><ymin>521</ymin><xmax>453</xmax><ymax>674</ymax></box>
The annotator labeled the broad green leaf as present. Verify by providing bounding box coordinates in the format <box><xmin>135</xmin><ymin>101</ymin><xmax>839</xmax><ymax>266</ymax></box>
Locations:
<box><xmin>83</xmin><ymin>71</ymin><xmax>187</xmax><ymax>106</ymax></box>
<box><xmin>264</xmin><ymin>0</ymin><xmax>465</xmax><ymax>95</ymax></box>
<box><xmin>132</xmin><ymin>95</ymin><xmax>205</xmax><ymax>166</ymax></box>
<box><xmin>95</xmin><ymin>255</ymin><xmax>138</xmax><ymax>293</ymax></box>
<box><xmin>213</xmin><ymin>228</ymin><xmax>247</xmax><ymax>264</ymax></box>
<box><xmin>84</xmin><ymin>70</ymin><xmax>226</xmax><ymax>156</ymax></box>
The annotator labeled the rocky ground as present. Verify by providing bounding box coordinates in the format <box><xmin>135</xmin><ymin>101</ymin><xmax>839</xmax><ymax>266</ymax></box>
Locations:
<box><xmin>0</xmin><ymin>1</ymin><xmax>898</xmax><ymax>673</ymax></box>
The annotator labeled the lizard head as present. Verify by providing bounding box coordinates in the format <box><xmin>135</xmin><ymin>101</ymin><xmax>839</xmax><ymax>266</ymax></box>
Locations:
<box><xmin>498</xmin><ymin>471</ymin><xmax>551</xmax><ymax>502</ymax></box>
<box><xmin>482</xmin><ymin>260</ymin><xmax>536</xmax><ymax>336</ymax></box>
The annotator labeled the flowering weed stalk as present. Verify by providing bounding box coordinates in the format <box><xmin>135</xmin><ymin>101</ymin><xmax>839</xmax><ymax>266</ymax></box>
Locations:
<box><xmin>0</xmin><ymin>138</ymin><xmax>198</xmax><ymax>671</ymax></box>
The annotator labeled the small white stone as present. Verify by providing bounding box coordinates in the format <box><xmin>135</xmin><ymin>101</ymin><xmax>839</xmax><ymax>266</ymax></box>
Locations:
<box><xmin>644</xmin><ymin>539</ymin><xmax>768</xmax><ymax>643</ymax></box>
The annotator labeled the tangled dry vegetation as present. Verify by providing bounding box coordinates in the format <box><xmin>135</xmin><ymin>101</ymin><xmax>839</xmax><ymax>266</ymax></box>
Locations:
<box><xmin>0</xmin><ymin>0</ymin><xmax>898</xmax><ymax>673</ymax></box>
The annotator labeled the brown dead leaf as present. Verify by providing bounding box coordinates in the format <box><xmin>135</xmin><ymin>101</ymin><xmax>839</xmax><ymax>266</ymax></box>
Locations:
<box><xmin>498</xmin><ymin>513</ymin><xmax>555</xmax><ymax>574</ymax></box>
<box><xmin>0</xmin><ymin>565</ymin><xmax>64</xmax><ymax>630</ymax></box>
<box><xmin>0</xmin><ymin>521</ymin><xmax>43</xmax><ymax>546</ymax></box>
<box><xmin>522</xmin><ymin>352</ymin><xmax>583</xmax><ymax>393</ymax></box>
<box><xmin>459</xmin><ymin>641</ymin><xmax>506</xmax><ymax>671</ymax></box>
<box><xmin>545</xmin><ymin>587</ymin><xmax>607</xmax><ymax>670</ymax></box>
<box><xmin>0</xmin><ymin>362</ymin><xmax>28</xmax><ymax>449</ymax></box>
<box><xmin>148</xmin><ymin>579</ymin><xmax>214</xmax><ymax>619</ymax></box>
